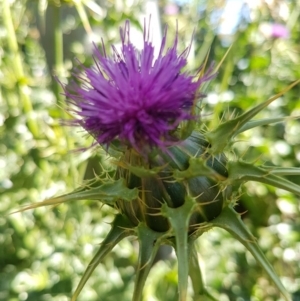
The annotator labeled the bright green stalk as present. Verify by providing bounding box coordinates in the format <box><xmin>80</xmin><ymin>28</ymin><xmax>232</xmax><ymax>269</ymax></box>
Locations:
<box><xmin>52</xmin><ymin>5</ymin><xmax>78</xmax><ymax>187</ymax></box>
<box><xmin>53</xmin><ymin>5</ymin><xmax>64</xmax><ymax>101</ymax></box>
<box><xmin>3</xmin><ymin>0</ymin><xmax>39</xmax><ymax>138</ymax></box>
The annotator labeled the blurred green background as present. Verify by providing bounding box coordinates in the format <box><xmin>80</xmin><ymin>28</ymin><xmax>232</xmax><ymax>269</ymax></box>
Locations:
<box><xmin>1</xmin><ymin>0</ymin><xmax>300</xmax><ymax>300</ymax></box>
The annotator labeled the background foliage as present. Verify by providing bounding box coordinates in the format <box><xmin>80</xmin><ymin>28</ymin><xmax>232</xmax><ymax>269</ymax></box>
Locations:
<box><xmin>1</xmin><ymin>0</ymin><xmax>300</xmax><ymax>300</ymax></box>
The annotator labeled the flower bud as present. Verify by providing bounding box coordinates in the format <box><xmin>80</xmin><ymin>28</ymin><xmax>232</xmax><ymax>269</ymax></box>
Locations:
<box><xmin>116</xmin><ymin>131</ymin><xmax>228</xmax><ymax>232</ymax></box>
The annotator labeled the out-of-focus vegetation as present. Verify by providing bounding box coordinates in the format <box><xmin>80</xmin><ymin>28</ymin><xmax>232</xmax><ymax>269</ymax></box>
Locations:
<box><xmin>1</xmin><ymin>0</ymin><xmax>300</xmax><ymax>300</ymax></box>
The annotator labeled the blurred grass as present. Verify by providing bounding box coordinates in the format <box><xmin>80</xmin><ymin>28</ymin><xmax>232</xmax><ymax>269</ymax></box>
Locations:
<box><xmin>1</xmin><ymin>0</ymin><xmax>300</xmax><ymax>300</ymax></box>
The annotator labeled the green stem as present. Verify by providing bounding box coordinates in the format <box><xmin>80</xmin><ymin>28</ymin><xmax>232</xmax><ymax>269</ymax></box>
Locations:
<box><xmin>52</xmin><ymin>5</ymin><xmax>78</xmax><ymax>187</ymax></box>
<box><xmin>189</xmin><ymin>243</ymin><xmax>205</xmax><ymax>295</ymax></box>
<box><xmin>132</xmin><ymin>224</ymin><xmax>163</xmax><ymax>301</ymax></box>
<box><xmin>53</xmin><ymin>5</ymin><xmax>64</xmax><ymax>101</ymax></box>
<box><xmin>176</xmin><ymin>230</ymin><xmax>189</xmax><ymax>301</ymax></box>
<box><xmin>3</xmin><ymin>0</ymin><xmax>39</xmax><ymax>138</ymax></box>
<box><xmin>162</xmin><ymin>199</ymin><xmax>196</xmax><ymax>301</ymax></box>
<box><xmin>189</xmin><ymin>244</ymin><xmax>218</xmax><ymax>301</ymax></box>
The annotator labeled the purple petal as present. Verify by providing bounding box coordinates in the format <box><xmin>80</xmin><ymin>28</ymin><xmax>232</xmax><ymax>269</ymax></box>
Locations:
<box><xmin>63</xmin><ymin>19</ymin><xmax>215</xmax><ymax>153</ymax></box>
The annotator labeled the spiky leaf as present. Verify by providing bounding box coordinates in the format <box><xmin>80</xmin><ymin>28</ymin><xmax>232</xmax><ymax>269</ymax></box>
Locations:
<box><xmin>13</xmin><ymin>179</ymin><xmax>139</xmax><ymax>213</ymax></box>
<box><xmin>211</xmin><ymin>206</ymin><xmax>291</xmax><ymax>301</ymax></box>
<box><xmin>206</xmin><ymin>80</ymin><xmax>300</xmax><ymax>154</ymax></box>
<box><xmin>71</xmin><ymin>215</ymin><xmax>134</xmax><ymax>301</ymax></box>
<box><xmin>227</xmin><ymin>160</ymin><xmax>300</xmax><ymax>196</ymax></box>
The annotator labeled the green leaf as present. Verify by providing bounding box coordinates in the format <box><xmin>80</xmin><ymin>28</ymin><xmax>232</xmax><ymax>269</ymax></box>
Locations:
<box><xmin>205</xmin><ymin>80</ymin><xmax>300</xmax><ymax>154</ymax></box>
<box><xmin>132</xmin><ymin>223</ymin><xmax>165</xmax><ymax>301</ymax></box>
<box><xmin>261</xmin><ymin>166</ymin><xmax>300</xmax><ymax>176</ymax></box>
<box><xmin>13</xmin><ymin>178</ymin><xmax>139</xmax><ymax>213</ymax></box>
<box><xmin>233</xmin><ymin>116</ymin><xmax>300</xmax><ymax>137</ymax></box>
<box><xmin>211</xmin><ymin>206</ymin><xmax>291</xmax><ymax>301</ymax></box>
<box><xmin>71</xmin><ymin>215</ymin><xmax>134</xmax><ymax>301</ymax></box>
<box><xmin>227</xmin><ymin>160</ymin><xmax>300</xmax><ymax>195</ymax></box>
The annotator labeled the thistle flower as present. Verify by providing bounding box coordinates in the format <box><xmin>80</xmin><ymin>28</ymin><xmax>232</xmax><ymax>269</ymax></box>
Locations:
<box><xmin>19</xmin><ymin>19</ymin><xmax>300</xmax><ymax>301</ymax></box>
<box><xmin>259</xmin><ymin>22</ymin><xmax>290</xmax><ymax>39</ymax></box>
<box><xmin>64</xmin><ymin>20</ymin><xmax>213</xmax><ymax>153</ymax></box>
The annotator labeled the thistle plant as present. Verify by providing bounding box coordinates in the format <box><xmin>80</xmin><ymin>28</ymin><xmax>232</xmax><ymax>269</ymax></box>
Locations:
<box><xmin>17</xmin><ymin>19</ymin><xmax>300</xmax><ymax>301</ymax></box>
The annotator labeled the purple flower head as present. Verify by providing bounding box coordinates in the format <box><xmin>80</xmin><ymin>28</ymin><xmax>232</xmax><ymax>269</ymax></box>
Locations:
<box><xmin>271</xmin><ymin>23</ymin><xmax>290</xmax><ymax>39</ymax></box>
<box><xmin>64</xmin><ymin>20</ymin><xmax>213</xmax><ymax>153</ymax></box>
<box><xmin>259</xmin><ymin>22</ymin><xmax>290</xmax><ymax>40</ymax></box>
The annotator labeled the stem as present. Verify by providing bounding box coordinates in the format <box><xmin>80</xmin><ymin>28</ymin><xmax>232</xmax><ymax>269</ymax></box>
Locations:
<box><xmin>53</xmin><ymin>4</ymin><xmax>64</xmax><ymax>101</ymax></box>
<box><xmin>162</xmin><ymin>199</ymin><xmax>196</xmax><ymax>301</ymax></box>
<box><xmin>189</xmin><ymin>244</ymin><xmax>205</xmax><ymax>295</ymax></box>
<box><xmin>176</xmin><ymin>226</ymin><xmax>189</xmax><ymax>301</ymax></box>
<box><xmin>52</xmin><ymin>5</ymin><xmax>77</xmax><ymax>187</ymax></box>
<box><xmin>132</xmin><ymin>224</ymin><xmax>162</xmax><ymax>301</ymax></box>
<box><xmin>3</xmin><ymin>0</ymin><xmax>39</xmax><ymax>138</ymax></box>
<box><xmin>189</xmin><ymin>244</ymin><xmax>218</xmax><ymax>301</ymax></box>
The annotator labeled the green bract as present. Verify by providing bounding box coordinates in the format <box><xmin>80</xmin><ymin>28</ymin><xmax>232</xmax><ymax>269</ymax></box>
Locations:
<box><xmin>116</xmin><ymin>132</ymin><xmax>228</xmax><ymax>233</ymax></box>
